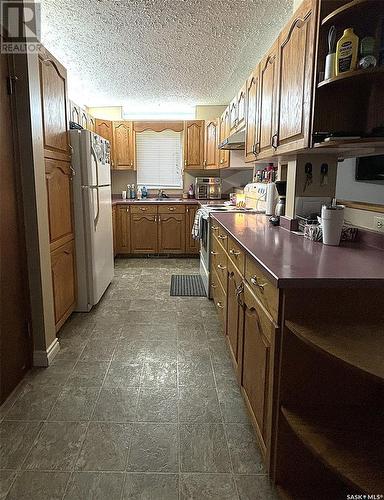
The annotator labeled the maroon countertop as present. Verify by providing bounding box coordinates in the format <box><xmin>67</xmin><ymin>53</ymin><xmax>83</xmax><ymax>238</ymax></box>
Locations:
<box><xmin>112</xmin><ymin>196</ymin><xmax>227</xmax><ymax>206</ymax></box>
<box><xmin>212</xmin><ymin>212</ymin><xmax>384</xmax><ymax>288</ymax></box>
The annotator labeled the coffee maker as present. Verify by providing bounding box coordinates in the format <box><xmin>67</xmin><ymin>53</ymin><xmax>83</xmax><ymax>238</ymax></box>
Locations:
<box><xmin>275</xmin><ymin>181</ymin><xmax>287</xmax><ymax>216</ymax></box>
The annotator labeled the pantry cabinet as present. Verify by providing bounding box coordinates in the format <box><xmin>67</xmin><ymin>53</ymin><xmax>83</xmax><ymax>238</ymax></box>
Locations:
<box><xmin>245</xmin><ymin>67</ymin><xmax>260</xmax><ymax>162</ymax></box>
<box><xmin>258</xmin><ymin>41</ymin><xmax>279</xmax><ymax>159</ymax></box>
<box><xmin>113</xmin><ymin>121</ymin><xmax>135</xmax><ymax>170</ymax></box>
<box><xmin>185</xmin><ymin>205</ymin><xmax>199</xmax><ymax>254</ymax></box>
<box><xmin>158</xmin><ymin>213</ymin><xmax>186</xmax><ymax>254</ymax></box>
<box><xmin>204</xmin><ymin>119</ymin><xmax>219</xmax><ymax>169</ymax></box>
<box><xmin>184</xmin><ymin>120</ymin><xmax>205</xmax><ymax>169</ymax></box>
<box><xmin>274</xmin><ymin>0</ymin><xmax>316</xmax><ymax>155</ymax></box>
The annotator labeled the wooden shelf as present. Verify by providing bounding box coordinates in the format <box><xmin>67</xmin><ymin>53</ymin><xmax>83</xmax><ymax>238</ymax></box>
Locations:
<box><xmin>281</xmin><ymin>407</ymin><xmax>384</xmax><ymax>493</ymax></box>
<box><xmin>317</xmin><ymin>67</ymin><xmax>384</xmax><ymax>89</ymax></box>
<box><xmin>321</xmin><ymin>0</ymin><xmax>382</xmax><ymax>26</ymax></box>
<box><xmin>285</xmin><ymin>320</ymin><xmax>384</xmax><ymax>382</ymax></box>
<box><xmin>313</xmin><ymin>137</ymin><xmax>384</xmax><ymax>153</ymax></box>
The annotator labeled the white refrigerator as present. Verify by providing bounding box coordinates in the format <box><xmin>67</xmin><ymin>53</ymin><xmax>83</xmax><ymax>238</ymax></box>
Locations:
<box><xmin>70</xmin><ymin>129</ymin><xmax>114</xmax><ymax>312</ymax></box>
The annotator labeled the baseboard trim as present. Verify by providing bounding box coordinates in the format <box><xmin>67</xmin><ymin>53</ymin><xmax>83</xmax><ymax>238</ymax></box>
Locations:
<box><xmin>33</xmin><ymin>338</ymin><xmax>60</xmax><ymax>367</ymax></box>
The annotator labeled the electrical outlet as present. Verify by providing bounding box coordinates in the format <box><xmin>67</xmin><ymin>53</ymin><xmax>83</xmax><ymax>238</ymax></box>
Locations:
<box><xmin>374</xmin><ymin>216</ymin><xmax>384</xmax><ymax>233</ymax></box>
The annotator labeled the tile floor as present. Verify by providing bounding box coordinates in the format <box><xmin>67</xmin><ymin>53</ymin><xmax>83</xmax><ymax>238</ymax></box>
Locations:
<box><xmin>0</xmin><ymin>258</ymin><xmax>278</xmax><ymax>500</ymax></box>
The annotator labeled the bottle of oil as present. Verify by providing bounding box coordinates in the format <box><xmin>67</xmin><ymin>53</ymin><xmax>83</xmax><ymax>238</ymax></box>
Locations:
<box><xmin>335</xmin><ymin>28</ymin><xmax>359</xmax><ymax>75</ymax></box>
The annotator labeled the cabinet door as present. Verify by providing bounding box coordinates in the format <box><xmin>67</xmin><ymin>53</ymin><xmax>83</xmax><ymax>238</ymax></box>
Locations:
<box><xmin>184</xmin><ymin>120</ymin><xmax>204</xmax><ymax>169</ymax></box>
<box><xmin>112</xmin><ymin>206</ymin><xmax>117</xmax><ymax>257</ymax></box>
<box><xmin>275</xmin><ymin>0</ymin><xmax>316</xmax><ymax>154</ymax></box>
<box><xmin>159</xmin><ymin>214</ymin><xmax>185</xmax><ymax>254</ymax></box>
<box><xmin>38</xmin><ymin>52</ymin><xmax>70</xmax><ymax>162</ymax></box>
<box><xmin>131</xmin><ymin>214</ymin><xmax>158</xmax><ymax>254</ymax></box>
<box><xmin>45</xmin><ymin>158</ymin><xmax>74</xmax><ymax>250</ymax></box>
<box><xmin>96</xmin><ymin>119</ymin><xmax>113</xmax><ymax>143</ymax></box>
<box><xmin>185</xmin><ymin>206</ymin><xmax>199</xmax><ymax>254</ymax></box>
<box><xmin>113</xmin><ymin>121</ymin><xmax>135</xmax><ymax>170</ymax></box>
<box><xmin>237</xmin><ymin>83</ymin><xmax>246</xmax><ymax>131</ymax></box>
<box><xmin>258</xmin><ymin>42</ymin><xmax>278</xmax><ymax>159</ymax></box>
<box><xmin>87</xmin><ymin>114</ymin><xmax>96</xmax><ymax>132</ymax></box>
<box><xmin>204</xmin><ymin>119</ymin><xmax>218</xmax><ymax>169</ymax></box>
<box><xmin>116</xmin><ymin>206</ymin><xmax>130</xmax><ymax>254</ymax></box>
<box><xmin>242</xmin><ymin>286</ymin><xmax>275</xmax><ymax>454</ymax></box>
<box><xmin>227</xmin><ymin>263</ymin><xmax>244</xmax><ymax>378</ymax></box>
<box><xmin>219</xmin><ymin>108</ymin><xmax>230</xmax><ymax>168</ymax></box>
<box><xmin>51</xmin><ymin>240</ymin><xmax>76</xmax><ymax>330</ymax></box>
<box><xmin>245</xmin><ymin>67</ymin><xmax>260</xmax><ymax>162</ymax></box>
<box><xmin>229</xmin><ymin>96</ymin><xmax>238</xmax><ymax>135</ymax></box>
<box><xmin>69</xmin><ymin>100</ymin><xmax>80</xmax><ymax>125</ymax></box>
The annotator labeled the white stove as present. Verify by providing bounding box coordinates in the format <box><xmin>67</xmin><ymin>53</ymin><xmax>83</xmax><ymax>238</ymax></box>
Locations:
<box><xmin>199</xmin><ymin>203</ymin><xmax>264</xmax><ymax>297</ymax></box>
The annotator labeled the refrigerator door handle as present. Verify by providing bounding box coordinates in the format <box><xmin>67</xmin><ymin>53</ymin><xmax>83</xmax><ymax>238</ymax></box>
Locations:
<box><xmin>92</xmin><ymin>186</ymin><xmax>100</xmax><ymax>229</ymax></box>
<box><xmin>90</xmin><ymin>143</ymin><xmax>99</xmax><ymax>187</ymax></box>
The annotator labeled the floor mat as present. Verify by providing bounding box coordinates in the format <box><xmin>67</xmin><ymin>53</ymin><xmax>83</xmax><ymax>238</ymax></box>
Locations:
<box><xmin>170</xmin><ymin>274</ymin><xmax>206</xmax><ymax>296</ymax></box>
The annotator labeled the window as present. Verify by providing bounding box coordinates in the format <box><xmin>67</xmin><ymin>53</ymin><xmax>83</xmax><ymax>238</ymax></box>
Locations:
<box><xmin>136</xmin><ymin>130</ymin><xmax>183</xmax><ymax>189</ymax></box>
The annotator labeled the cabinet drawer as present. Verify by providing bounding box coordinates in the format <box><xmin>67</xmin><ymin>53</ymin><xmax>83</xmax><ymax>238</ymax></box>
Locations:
<box><xmin>211</xmin><ymin>235</ymin><xmax>228</xmax><ymax>292</ymax></box>
<box><xmin>245</xmin><ymin>256</ymin><xmax>278</xmax><ymax>322</ymax></box>
<box><xmin>210</xmin><ymin>268</ymin><xmax>227</xmax><ymax>331</ymax></box>
<box><xmin>227</xmin><ymin>236</ymin><xmax>245</xmax><ymax>274</ymax></box>
<box><xmin>158</xmin><ymin>204</ymin><xmax>185</xmax><ymax>214</ymax></box>
<box><xmin>115</xmin><ymin>203</ymin><xmax>130</xmax><ymax>212</ymax></box>
<box><xmin>131</xmin><ymin>204</ymin><xmax>157</xmax><ymax>214</ymax></box>
<box><xmin>211</xmin><ymin>224</ymin><xmax>228</xmax><ymax>251</ymax></box>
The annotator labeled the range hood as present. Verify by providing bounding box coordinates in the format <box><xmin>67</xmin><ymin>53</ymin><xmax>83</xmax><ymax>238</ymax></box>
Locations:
<box><xmin>218</xmin><ymin>128</ymin><xmax>245</xmax><ymax>150</ymax></box>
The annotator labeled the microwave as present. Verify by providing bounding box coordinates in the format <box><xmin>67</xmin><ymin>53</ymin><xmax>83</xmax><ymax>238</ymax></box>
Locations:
<box><xmin>195</xmin><ymin>177</ymin><xmax>222</xmax><ymax>200</ymax></box>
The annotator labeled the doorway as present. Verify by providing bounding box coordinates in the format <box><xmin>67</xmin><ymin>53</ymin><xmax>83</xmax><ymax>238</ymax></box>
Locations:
<box><xmin>0</xmin><ymin>50</ymin><xmax>32</xmax><ymax>403</ymax></box>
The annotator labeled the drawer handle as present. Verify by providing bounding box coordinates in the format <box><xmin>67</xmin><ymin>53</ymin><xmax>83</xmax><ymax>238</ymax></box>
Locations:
<box><xmin>169</xmin><ymin>207</ymin><xmax>175</xmax><ymax>211</ymax></box>
<box><xmin>139</xmin><ymin>207</ymin><xmax>147</xmax><ymax>211</ymax></box>
<box><xmin>250</xmin><ymin>275</ymin><xmax>267</xmax><ymax>292</ymax></box>
<box><xmin>211</xmin><ymin>226</ymin><xmax>219</xmax><ymax>231</ymax></box>
<box><xmin>229</xmin><ymin>249</ymin><xmax>241</xmax><ymax>256</ymax></box>
<box><xmin>210</xmin><ymin>251</ymin><xmax>218</xmax><ymax>256</ymax></box>
<box><xmin>217</xmin><ymin>301</ymin><xmax>225</xmax><ymax>309</ymax></box>
<box><xmin>217</xmin><ymin>264</ymin><xmax>226</xmax><ymax>270</ymax></box>
<box><xmin>211</xmin><ymin>282</ymin><xmax>217</xmax><ymax>289</ymax></box>
<box><xmin>218</xmin><ymin>234</ymin><xmax>227</xmax><ymax>240</ymax></box>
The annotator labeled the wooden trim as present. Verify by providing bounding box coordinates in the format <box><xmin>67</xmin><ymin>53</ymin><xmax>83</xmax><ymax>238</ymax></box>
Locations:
<box><xmin>338</xmin><ymin>200</ymin><xmax>384</xmax><ymax>213</ymax></box>
<box><xmin>133</xmin><ymin>121</ymin><xmax>184</xmax><ymax>133</ymax></box>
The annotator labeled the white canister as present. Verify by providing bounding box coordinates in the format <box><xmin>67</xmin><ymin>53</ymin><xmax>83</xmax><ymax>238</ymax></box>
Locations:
<box><xmin>122</xmin><ymin>190</ymin><xmax>127</xmax><ymax>200</ymax></box>
<box><xmin>324</xmin><ymin>53</ymin><xmax>336</xmax><ymax>80</ymax></box>
<box><xmin>321</xmin><ymin>204</ymin><xmax>344</xmax><ymax>246</ymax></box>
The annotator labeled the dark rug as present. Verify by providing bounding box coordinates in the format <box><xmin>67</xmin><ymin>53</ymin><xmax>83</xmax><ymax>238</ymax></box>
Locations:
<box><xmin>170</xmin><ymin>274</ymin><xmax>206</xmax><ymax>297</ymax></box>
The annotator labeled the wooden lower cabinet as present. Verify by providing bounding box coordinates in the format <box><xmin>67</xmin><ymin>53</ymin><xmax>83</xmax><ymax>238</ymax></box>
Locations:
<box><xmin>211</xmin><ymin>269</ymin><xmax>227</xmax><ymax>331</ymax></box>
<box><xmin>112</xmin><ymin>206</ymin><xmax>117</xmax><ymax>256</ymax></box>
<box><xmin>51</xmin><ymin>240</ymin><xmax>76</xmax><ymax>330</ymax></box>
<box><xmin>130</xmin><ymin>214</ymin><xmax>158</xmax><ymax>254</ymax></box>
<box><xmin>116</xmin><ymin>206</ymin><xmax>130</xmax><ymax>254</ymax></box>
<box><xmin>242</xmin><ymin>284</ymin><xmax>276</xmax><ymax>457</ymax></box>
<box><xmin>226</xmin><ymin>260</ymin><xmax>244</xmax><ymax>378</ymax></box>
<box><xmin>158</xmin><ymin>214</ymin><xmax>185</xmax><ymax>254</ymax></box>
<box><xmin>185</xmin><ymin>206</ymin><xmax>199</xmax><ymax>254</ymax></box>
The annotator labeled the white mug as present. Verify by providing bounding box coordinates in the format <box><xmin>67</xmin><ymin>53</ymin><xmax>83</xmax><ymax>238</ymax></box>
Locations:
<box><xmin>122</xmin><ymin>190</ymin><xmax>127</xmax><ymax>200</ymax></box>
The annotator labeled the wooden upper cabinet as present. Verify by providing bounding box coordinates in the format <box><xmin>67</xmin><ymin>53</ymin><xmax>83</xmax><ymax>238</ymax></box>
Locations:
<box><xmin>45</xmin><ymin>159</ymin><xmax>74</xmax><ymax>250</ymax></box>
<box><xmin>219</xmin><ymin>108</ymin><xmax>230</xmax><ymax>168</ymax></box>
<box><xmin>229</xmin><ymin>97</ymin><xmax>238</xmax><ymax>135</ymax></box>
<box><xmin>258</xmin><ymin>41</ymin><xmax>279</xmax><ymax>159</ymax></box>
<box><xmin>245</xmin><ymin>67</ymin><xmax>260</xmax><ymax>162</ymax></box>
<box><xmin>204</xmin><ymin>119</ymin><xmax>219</xmax><ymax>169</ymax></box>
<box><xmin>79</xmin><ymin>108</ymin><xmax>88</xmax><ymax>129</ymax></box>
<box><xmin>184</xmin><ymin>120</ymin><xmax>204</xmax><ymax>169</ymax></box>
<box><xmin>69</xmin><ymin>100</ymin><xmax>80</xmax><ymax>125</ymax></box>
<box><xmin>38</xmin><ymin>51</ymin><xmax>70</xmax><ymax>161</ymax></box>
<box><xmin>275</xmin><ymin>0</ymin><xmax>316</xmax><ymax>154</ymax></box>
<box><xmin>237</xmin><ymin>83</ymin><xmax>246</xmax><ymax>131</ymax></box>
<box><xmin>113</xmin><ymin>121</ymin><xmax>135</xmax><ymax>170</ymax></box>
<box><xmin>95</xmin><ymin>119</ymin><xmax>113</xmax><ymax>144</ymax></box>
<box><xmin>87</xmin><ymin>114</ymin><xmax>96</xmax><ymax>132</ymax></box>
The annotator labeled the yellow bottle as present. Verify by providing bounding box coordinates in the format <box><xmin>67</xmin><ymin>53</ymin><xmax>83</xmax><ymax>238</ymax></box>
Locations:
<box><xmin>335</xmin><ymin>28</ymin><xmax>359</xmax><ymax>75</ymax></box>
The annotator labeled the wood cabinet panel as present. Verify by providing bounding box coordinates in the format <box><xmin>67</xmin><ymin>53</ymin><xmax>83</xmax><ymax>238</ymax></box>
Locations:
<box><xmin>185</xmin><ymin>205</ymin><xmax>199</xmax><ymax>254</ymax></box>
<box><xmin>237</xmin><ymin>83</ymin><xmax>246</xmax><ymax>131</ymax></box>
<box><xmin>245</xmin><ymin>67</ymin><xmax>260</xmax><ymax>162</ymax></box>
<box><xmin>112</xmin><ymin>206</ymin><xmax>117</xmax><ymax>257</ymax></box>
<box><xmin>116</xmin><ymin>206</ymin><xmax>130</xmax><ymax>254</ymax></box>
<box><xmin>258</xmin><ymin>42</ymin><xmax>278</xmax><ymax>159</ymax></box>
<box><xmin>69</xmin><ymin>100</ymin><xmax>80</xmax><ymax>125</ymax></box>
<box><xmin>158</xmin><ymin>204</ymin><xmax>185</xmax><ymax>214</ymax></box>
<box><xmin>211</xmin><ymin>268</ymin><xmax>227</xmax><ymax>332</ymax></box>
<box><xmin>130</xmin><ymin>214</ymin><xmax>158</xmax><ymax>254</ymax></box>
<box><xmin>38</xmin><ymin>53</ymin><xmax>70</xmax><ymax>161</ymax></box>
<box><xmin>87</xmin><ymin>114</ymin><xmax>96</xmax><ymax>132</ymax></box>
<box><xmin>204</xmin><ymin>119</ymin><xmax>219</xmax><ymax>169</ymax></box>
<box><xmin>227</xmin><ymin>260</ymin><xmax>244</xmax><ymax>377</ymax></box>
<box><xmin>51</xmin><ymin>240</ymin><xmax>76</xmax><ymax>330</ymax></box>
<box><xmin>158</xmin><ymin>214</ymin><xmax>186</xmax><ymax>254</ymax></box>
<box><xmin>275</xmin><ymin>0</ymin><xmax>316</xmax><ymax>154</ymax></box>
<box><xmin>242</xmin><ymin>285</ymin><xmax>275</xmax><ymax>453</ymax></box>
<box><xmin>113</xmin><ymin>121</ymin><xmax>135</xmax><ymax>170</ymax></box>
<box><xmin>184</xmin><ymin>120</ymin><xmax>204</xmax><ymax>169</ymax></box>
<box><xmin>45</xmin><ymin>158</ymin><xmax>73</xmax><ymax>250</ymax></box>
<box><xmin>95</xmin><ymin>119</ymin><xmax>113</xmax><ymax>144</ymax></box>
<box><xmin>211</xmin><ymin>235</ymin><xmax>228</xmax><ymax>292</ymax></box>
<box><xmin>245</xmin><ymin>255</ymin><xmax>279</xmax><ymax>322</ymax></box>
<box><xmin>79</xmin><ymin>108</ymin><xmax>88</xmax><ymax>129</ymax></box>
<box><xmin>130</xmin><ymin>204</ymin><xmax>157</xmax><ymax>214</ymax></box>
<box><xmin>219</xmin><ymin>108</ymin><xmax>230</xmax><ymax>168</ymax></box>
<box><xmin>229</xmin><ymin>97</ymin><xmax>238</xmax><ymax>135</ymax></box>
<box><xmin>227</xmin><ymin>236</ymin><xmax>245</xmax><ymax>275</ymax></box>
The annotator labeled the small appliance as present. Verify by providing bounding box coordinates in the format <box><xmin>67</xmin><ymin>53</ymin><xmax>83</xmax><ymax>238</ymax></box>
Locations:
<box><xmin>195</xmin><ymin>177</ymin><xmax>222</xmax><ymax>200</ymax></box>
<box><xmin>275</xmin><ymin>181</ymin><xmax>287</xmax><ymax>217</ymax></box>
<box><xmin>244</xmin><ymin>182</ymin><xmax>277</xmax><ymax>213</ymax></box>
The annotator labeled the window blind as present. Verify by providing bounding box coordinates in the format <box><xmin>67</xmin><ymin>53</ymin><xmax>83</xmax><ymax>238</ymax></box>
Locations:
<box><xmin>136</xmin><ymin>130</ymin><xmax>183</xmax><ymax>188</ymax></box>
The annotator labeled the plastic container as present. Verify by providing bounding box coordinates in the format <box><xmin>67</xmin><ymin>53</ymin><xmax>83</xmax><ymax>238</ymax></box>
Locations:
<box><xmin>335</xmin><ymin>28</ymin><xmax>359</xmax><ymax>75</ymax></box>
<box><xmin>321</xmin><ymin>204</ymin><xmax>345</xmax><ymax>246</ymax></box>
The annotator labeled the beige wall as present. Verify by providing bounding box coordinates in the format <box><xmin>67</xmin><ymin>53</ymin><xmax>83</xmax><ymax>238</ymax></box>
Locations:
<box><xmin>87</xmin><ymin>106</ymin><xmax>123</xmax><ymax>120</ymax></box>
<box><xmin>195</xmin><ymin>105</ymin><xmax>227</xmax><ymax>120</ymax></box>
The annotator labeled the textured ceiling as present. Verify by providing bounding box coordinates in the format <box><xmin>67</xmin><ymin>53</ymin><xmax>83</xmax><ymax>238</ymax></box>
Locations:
<box><xmin>40</xmin><ymin>0</ymin><xmax>293</xmax><ymax>107</ymax></box>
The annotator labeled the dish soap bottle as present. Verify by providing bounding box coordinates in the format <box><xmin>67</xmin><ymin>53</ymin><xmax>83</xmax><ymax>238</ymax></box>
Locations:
<box><xmin>335</xmin><ymin>28</ymin><xmax>359</xmax><ymax>75</ymax></box>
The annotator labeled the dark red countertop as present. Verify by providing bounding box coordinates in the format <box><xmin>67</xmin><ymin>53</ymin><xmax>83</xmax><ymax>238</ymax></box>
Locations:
<box><xmin>212</xmin><ymin>212</ymin><xmax>384</xmax><ymax>288</ymax></box>
<box><xmin>112</xmin><ymin>196</ymin><xmax>227</xmax><ymax>206</ymax></box>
